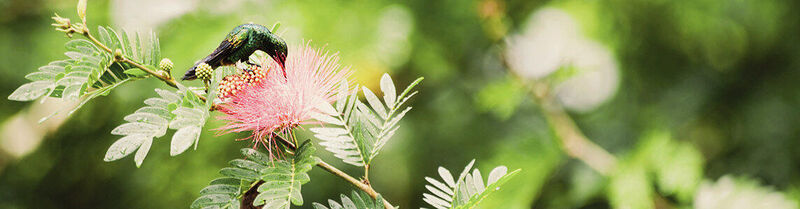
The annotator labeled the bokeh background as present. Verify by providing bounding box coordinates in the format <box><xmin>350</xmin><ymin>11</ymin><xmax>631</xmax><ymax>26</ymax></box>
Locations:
<box><xmin>2</xmin><ymin>0</ymin><xmax>800</xmax><ymax>208</ymax></box>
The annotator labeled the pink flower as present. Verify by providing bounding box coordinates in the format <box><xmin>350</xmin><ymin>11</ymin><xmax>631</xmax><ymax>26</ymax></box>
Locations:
<box><xmin>217</xmin><ymin>43</ymin><xmax>350</xmax><ymax>153</ymax></box>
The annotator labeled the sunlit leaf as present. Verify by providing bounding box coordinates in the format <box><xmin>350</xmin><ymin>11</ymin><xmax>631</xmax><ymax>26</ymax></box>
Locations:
<box><xmin>193</xmin><ymin>141</ymin><xmax>319</xmax><ymax>209</ymax></box>
<box><xmin>310</xmin><ymin>74</ymin><xmax>422</xmax><ymax>167</ymax></box>
<box><xmin>8</xmin><ymin>81</ymin><xmax>53</xmax><ymax>101</ymax></box>
<box><xmin>421</xmin><ymin>160</ymin><xmax>520</xmax><ymax>209</ymax></box>
<box><xmin>312</xmin><ymin>190</ymin><xmax>384</xmax><ymax>209</ymax></box>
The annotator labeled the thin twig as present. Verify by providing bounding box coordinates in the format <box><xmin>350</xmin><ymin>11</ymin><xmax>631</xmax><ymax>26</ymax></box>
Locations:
<box><xmin>495</xmin><ymin>37</ymin><xmax>674</xmax><ymax>209</ymax></box>
<box><xmin>317</xmin><ymin>161</ymin><xmax>393</xmax><ymax>209</ymax></box>
<box><xmin>81</xmin><ymin>29</ymin><xmax>208</xmax><ymax>102</ymax></box>
<box><xmin>272</xmin><ymin>134</ymin><xmax>394</xmax><ymax>209</ymax></box>
<box><xmin>76</xmin><ymin>11</ymin><xmax>392</xmax><ymax>208</ymax></box>
<box><xmin>533</xmin><ymin>91</ymin><xmax>617</xmax><ymax>175</ymax></box>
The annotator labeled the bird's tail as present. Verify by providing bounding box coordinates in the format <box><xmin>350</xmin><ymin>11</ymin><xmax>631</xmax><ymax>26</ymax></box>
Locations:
<box><xmin>182</xmin><ymin>65</ymin><xmax>198</xmax><ymax>80</ymax></box>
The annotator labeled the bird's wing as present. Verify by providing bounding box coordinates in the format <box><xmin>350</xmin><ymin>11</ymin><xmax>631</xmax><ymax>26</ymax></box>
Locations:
<box><xmin>182</xmin><ymin>28</ymin><xmax>249</xmax><ymax>80</ymax></box>
<box><xmin>203</xmin><ymin>28</ymin><xmax>249</xmax><ymax>66</ymax></box>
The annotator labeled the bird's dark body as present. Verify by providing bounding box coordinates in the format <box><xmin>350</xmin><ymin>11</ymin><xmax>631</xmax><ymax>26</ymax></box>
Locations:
<box><xmin>182</xmin><ymin>24</ymin><xmax>287</xmax><ymax>80</ymax></box>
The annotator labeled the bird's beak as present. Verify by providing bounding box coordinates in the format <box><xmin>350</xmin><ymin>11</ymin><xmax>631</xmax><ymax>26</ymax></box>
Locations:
<box><xmin>279</xmin><ymin>62</ymin><xmax>287</xmax><ymax>78</ymax></box>
<box><xmin>278</xmin><ymin>53</ymin><xmax>287</xmax><ymax>79</ymax></box>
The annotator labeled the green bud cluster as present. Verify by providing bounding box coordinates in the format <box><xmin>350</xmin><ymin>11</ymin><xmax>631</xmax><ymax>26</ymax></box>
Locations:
<box><xmin>159</xmin><ymin>58</ymin><xmax>174</xmax><ymax>73</ymax></box>
<box><xmin>195</xmin><ymin>63</ymin><xmax>213</xmax><ymax>81</ymax></box>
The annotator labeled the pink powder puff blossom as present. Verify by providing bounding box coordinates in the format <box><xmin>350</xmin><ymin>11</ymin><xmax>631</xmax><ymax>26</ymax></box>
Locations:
<box><xmin>217</xmin><ymin>43</ymin><xmax>350</xmax><ymax>153</ymax></box>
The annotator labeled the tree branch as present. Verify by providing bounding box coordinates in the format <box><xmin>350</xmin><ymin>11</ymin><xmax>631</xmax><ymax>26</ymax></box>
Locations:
<box><xmin>255</xmin><ymin>134</ymin><xmax>396</xmax><ymax>209</ymax></box>
<box><xmin>80</xmin><ymin>29</ymin><xmax>207</xmax><ymax>102</ymax></box>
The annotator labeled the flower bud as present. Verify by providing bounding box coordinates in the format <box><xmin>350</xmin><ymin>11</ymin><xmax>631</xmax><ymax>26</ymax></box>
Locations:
<box><xmin>195</xmin><ymin>63</ymin><xmax>213</xmax><ymax>81</ymax></box>
<box><xmin>51</xmin><ymin>14</ymin><xmax>72</xmax><ymax>30</ymax></box>
<box><xmin>159</xmin><ymin>58</ymin><xmax>174</xmax><ymax>73</ymax></box>
<box><xmin>113</xmin><ymin>49</ymin><xmax>123</xmax><ymax>60</ymax></box>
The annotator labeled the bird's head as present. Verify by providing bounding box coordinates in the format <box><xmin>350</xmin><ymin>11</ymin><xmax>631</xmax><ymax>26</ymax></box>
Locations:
<box><xmin>267</xmin><ymin>35</ymin><xmax>288</xmax><ymax>77</ymax></box>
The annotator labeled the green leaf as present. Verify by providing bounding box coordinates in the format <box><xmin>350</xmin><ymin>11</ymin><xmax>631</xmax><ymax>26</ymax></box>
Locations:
<box><xmin>170</xmin><ymin>126</ymin><xmax>201</xmax><ymax>156</ymax></box>
<box><xmin>379</xmin><ymin>74</ymin><xmax>396</xmax><ymax>109</ymax></box>
<box><xmin>607</xmin><ymin>159</ymin><xmax>653</xmax><ymax>209</ymax></box>
<box><xmin>8</xmin><ymin>81</ymin><xmax>53</xmax><ymax>101</ymax></box>
<box><xmin>104</xmin><ymin>135</ymin><xmax>149</xmax><ymax>162</ymax></box>
<box><xmin>89</xmin><ymin>26</ymin><xmax>161</xmax><ymax>87</ymax></box>
<box><xmin>455</xmin><ymin>168</ymin><xmax>521</xmax><ymax>208</ymax></box>
<box><xmin>192</xmin><ymin>142</ymin><xmax>319</xmax><ymax>209</ymax></box>
<box><xmin>310</xmin><ymin>74</ymin><xmax>422</xmax><ymax>167</ymax></box>
<box><xmin>253</xmin><ymin>141</ymin><xmax>319</xmax><ymax>208</ymax></box>
<box><xmin>637</xmin><ymin>130</ymin><xmax>703</xmax><ymax>202</ymax></box>
<box><xmin>150</xmin><ymin>32</ymin><xmax>161</xmax><ymax>67</ymax></box>
<box><xmin>104</xmin><ymin>88</ymin><xmax>182</xmax><ymax>166</ymax></box>
<box><xmin>123</xmin><ymin>68</ymin><xmax>148</xmax><ymax>77</ymax></box>
<box><xmin>230</xmin><ymin>159</ymin><xmax>267</xmax><ymax>173</ymax></box>
<box><xmin>312</xmin><ymin>190</ymin><xmax>385</xmax><ymax>209</ymax></box>
<box><xmin>191</xmin><ymin>194</ymin><xmax>239</xmax><ymax>209</ymax></box>
<box><xmin>25</xmin><ymin>72</ymin><xmax>56</xmax><ymax>81</ymax></box>
<box><xmin>192</xmin><ymin>177</ymin><xmax>243</xmax><ymax>209</ymax></box>
<box><xmin>271</xmin><ymin>22</ymin><xmax>281</xmax><ymax>33</ymax></box>
<box><xmin>10</xmin><ymin>33</ymin><xmax>135</xmax><ymax>121</ymax></box>
<box><xmin>168</xmin><ymin>104</ymin><xmax>208</xmax><ymax>155</ymax></box>
<box><xmin>97</xmin><ymin>26</ymin><xmax>112</xmax><ymax>48</ymax></box>
<box><xmin>421</xmin><ymin>160</ymin><xmax>520</xmax><ymax>209</ymax></box>
<box><xmin>200</xmin><ymin>184</ymin><xmax>240</xmax><ymax>195</ymax></box>
<box><xmin>220</xmin><ymin>167</ymin><xmax>259</xmax><ymax>181</ymax></box>
<box><xmin>76</xmin><ymin>0</ymin><xmax>86</xmax><ymax>22</ymax></box>
<box><xmin>361</xmin><ymin>86</ymin><xmax>387</xmax><ymax>119</ymax></box>
<box><xmin>134</xmin><ymin>138</ymin><xmax>152</xmax><ymax>168</ymax></box>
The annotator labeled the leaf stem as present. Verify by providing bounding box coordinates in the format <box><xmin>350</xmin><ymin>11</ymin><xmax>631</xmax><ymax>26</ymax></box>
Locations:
<box><xmin>317</xmin><ymin>161</ymin><xmax>393</xmax><ymax>209</ymax></box>
<box><xmin>494</xmin><ymin>34</ymin><xmax>675</xmax><ymax>209</ymax></box>
<box><xmin>80</xmin><ymin>29</ymin><xmax>208</xmax><ymax>102</ymax></box>
<box><xmin>364</xmin><ymin>164</ymin><xmax>370</xmax><ymax>185</ymax></box>
<box><xmin>273</xmin><ymin>134</ymin><xmax>394</xmax><ymax>209</ymax></box>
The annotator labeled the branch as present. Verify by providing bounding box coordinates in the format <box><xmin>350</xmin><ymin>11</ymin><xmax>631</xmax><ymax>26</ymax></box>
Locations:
<box><xmin>80</xmin><ymin>29</ymin><xmax>208</xmax><ymax>102</ymax></box>
<box><xmin>495</xmin><ymin>37</ymin><xmax>674</xmax><ymax>209</ymax></box>
<box><xmin>242</xmin><ymin>134</ymin><xmax>396</xmax><ymax>209</ymax></box>
<box><xmin>533</xmin><ymin>91</ymin><xmax>617</xmax><ymax>175</ymax></box>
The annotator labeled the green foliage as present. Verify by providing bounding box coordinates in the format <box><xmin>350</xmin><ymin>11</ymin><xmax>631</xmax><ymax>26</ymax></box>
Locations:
<box><xmin>94</xmin><ymin>26</ymin><xmax>162</xmax><ymax>71</ymax></box>
<box><xmin>8</xmin><ymin>26</ymin><xmax>163</xmax><ymax>122</ymax></box>
<box><xmin>422</xmin><ymin>160</ymin><xmax>520</xmax><ymax>209</ymax></box>
<box><xmin>474</xmin><ymin>76</ymin><xmax>525</xmax><ymax>120</ymax></box>
<box><xmin>310</xmin><ymin>74</ymin><xmax>422</xmax><ymax>167</ymax></box>
<box><xmin>252</xmin><ymin>140</ymin><xmax>320</xmax><ymax>208</ymax></box>
<box><xmin>607</xmin><ymin>159</ymin><xmax>653</xmax><ymax>209</ymax></box>
<box><xmin>312</xmin><ymin>190</ymin><xmax>385</xmax><ymax>209</ymax></box>
<box><xmin>104</xmin><ymin>87</ymin><xmax>208</xmax><ymax>167</ymax></box>
<box><xmin>191</xmin><ymin>141</ymin><xmax>319</xmax><ymax>209</ymax></box>
<box><xmin>9</xmin><ymin>39</ymin><xmax>106</xmax><ymax>102</ymax></box>
<box><xmin>638</xmin><ymin>130</ymin><xmax>704</xmax><ymax>202</ymax></box>
<box><xmin>191</xmin><ymin>177</ymin><xmax>244</xmax><ymax>209</ymax></box>
<box><xmin>168</xmin><ymin>85</ymin><xmax>208</xmax><ymax>156</ymax></box>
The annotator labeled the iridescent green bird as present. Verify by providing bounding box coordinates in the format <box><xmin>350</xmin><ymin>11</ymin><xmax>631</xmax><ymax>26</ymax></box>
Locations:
<box><xmin>182</xmin><ymin>23</ymin><xmax>288</xmax><ymax>80</ymax></box>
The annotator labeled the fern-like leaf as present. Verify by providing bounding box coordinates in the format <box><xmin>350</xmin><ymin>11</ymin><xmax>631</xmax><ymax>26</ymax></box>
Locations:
<box><xmin>9</xmin><ymin>39</ymin><xmax>104</xmax><ymax>102</ymax></box>
<box><xmin>192</xmin><ymin>141</ymin><xmax>319</xmax><ymax>209</ymax></box>
<box><xmin>104</xmin><ymin>86</ymin><xmax>209</xmax><ymax>167</ymax></box>
<box><xmin>310</xmin><ymin>82</ymin><xmax>365</xmax><ymax>166</ymax></box>
<box><xmin>103</xmin><ymin>88</ymin><xmax>179</xmax><ymax>167</ymax></box>
<box><xmin>312</xmin><ymin>190</ymin><xmax>385</xmax><ymax>209</ymax></box>
<box><xmin>310</xmin><ymin>74</ymin><xmax>422</xmax><ymax>167</ymax></box>
<box><xmin>191</xmin><ymin>177</ymin><xmax>244</xmax><ymax>209</ymax></box>
<box><xmin>9</xmin><ymin>27</ymin><xmax>163</xmax><ymax>122</ymax></box>
<box><xmin>421</xmin><ymin>160</ymin><xmax>520</xmax><ymax>209</ymax></box>
<box><xmin>253</xmin><ymin>140</ymin><xmax>319</xmax><ymax>208</ymax></box>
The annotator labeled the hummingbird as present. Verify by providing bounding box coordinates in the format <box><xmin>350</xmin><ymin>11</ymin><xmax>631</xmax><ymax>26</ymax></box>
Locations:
<box><xmin>182</xmin><ymin>23</ymin><xmax>288</xmax><ymax>80</ymax></box>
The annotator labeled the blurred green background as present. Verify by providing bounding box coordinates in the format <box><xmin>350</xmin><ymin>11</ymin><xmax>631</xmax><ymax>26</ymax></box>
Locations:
<box><xmin>2</xmin><ymin>0</ymin><xmax>800</xmax><ymax>208</ymax></box>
